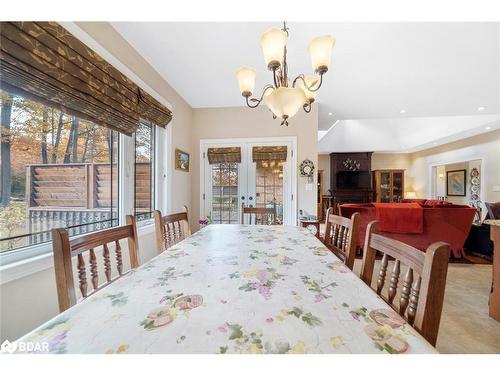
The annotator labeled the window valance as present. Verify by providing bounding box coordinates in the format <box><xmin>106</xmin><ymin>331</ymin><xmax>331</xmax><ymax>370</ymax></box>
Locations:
<box><xmin>0</xmin><ymin>21</ymin><xmax>172</xmax><ymax>135</ymax></box>
<box><xmin>207</xmin><ymin>147</ymin><xmax>242</xmax><ymax>164</ymax></box>
<box><xmin>252</xmin><ymin>146</ymin><xmax>287</xmax><ymax>162</ymax></box>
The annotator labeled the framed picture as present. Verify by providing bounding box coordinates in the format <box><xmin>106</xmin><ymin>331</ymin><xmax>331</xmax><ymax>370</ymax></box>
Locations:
<box><xmin>175</xmin><ymin>148</ymin><xmax>190</xmax><ymax>172</ymax></box>
<box><xmin>446</xmin><ymin>169</ymin><xmax>466</xmax><ymax>196</ymax></box>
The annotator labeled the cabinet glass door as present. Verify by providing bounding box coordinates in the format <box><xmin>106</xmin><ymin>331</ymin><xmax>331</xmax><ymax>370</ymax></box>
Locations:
<box><xmin>392</xmin><ymin>172</ymin><xmax>404</xmax><ymax>202</ymax></box>
<box><xmin>379</xmin><ymin>172</ymin><xmax>391</xmax><ymax>202</ymax></box>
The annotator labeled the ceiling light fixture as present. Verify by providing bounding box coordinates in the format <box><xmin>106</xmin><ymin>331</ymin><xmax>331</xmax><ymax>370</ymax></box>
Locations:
<box><xmin>486</xmin><ymin>126</ymin><xmax>491</xmax><ymax>130</ymax></box>
<box><xmin>236</xmin><ymin>22</ymin><xmax>335</xmax><ymax>126</ymax></box>
<box><xmin>400</xmin><ymin>109</ymin><xmax>406</xmax><ymax>114</ymax></box>
<box><xmin>328</xmin><ymin>112</ymin><xmax>333</xmax><ymax>116</ymax></box>
<box><xmin>478</xmin><ymin>106</ymin><xmax>486</xmax><ymax>111</ymax></box>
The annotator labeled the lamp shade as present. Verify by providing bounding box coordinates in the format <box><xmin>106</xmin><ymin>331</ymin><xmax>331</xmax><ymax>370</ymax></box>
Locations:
<box><xmin>308</xmin><ymin>35</ymin><xmax>335</xmax><ymax>73</ymax></box>
<box><xmin>259</xmin><ymin>28</ymin><xmax>287</xmax><ymax>69</ymax></box>
<box><xmin>405</xmin><ymin>191</ymin><xmax>417</xmax><ymax>199</ymax></box>
<box><xmin>235</xmin><ymin>67</ymin><xmax>256</xmax><ymax>96</ymax></box>
<box><xmin>264</xmin><ymin>87</ymin><xmax>306</xmax><ymax>120</ymax></box>
<box><xmin>298</xmin><ymin>76</ymin><xmax>319</xmax><ymax>103</ymax></box>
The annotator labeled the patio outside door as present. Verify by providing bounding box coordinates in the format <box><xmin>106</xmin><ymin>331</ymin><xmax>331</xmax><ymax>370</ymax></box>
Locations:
<box><xmin>201</xmin><ymin>138</ymin><xmax>296</xmax><ymax>225</ymax></box>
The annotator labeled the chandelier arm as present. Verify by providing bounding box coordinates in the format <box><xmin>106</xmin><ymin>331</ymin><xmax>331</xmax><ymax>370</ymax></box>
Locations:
<box><xmin>282</xmin><ymin>45</ymin><xmax>289</xmax><ymax>87</ymax></box>
<box><xmin>292</xmin><ymin>73</ymin><xmax>324</xmax><ymax>92</ymax></box>
<box><xmin>245</xmin><ymin>85</ymin><xmax>275</xmax><ymax>108</ymax></box>
<box><xmin>272</xmin><ymin>68</ymin><xmax>280</xmax><ymax>88</ymax></box>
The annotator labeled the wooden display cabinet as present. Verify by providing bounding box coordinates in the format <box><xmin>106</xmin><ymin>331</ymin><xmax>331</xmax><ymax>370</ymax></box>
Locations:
<box><xmin>372</xmin><ymin>170</ymin><xmax>405</xmax><ymax>203</ymax></box>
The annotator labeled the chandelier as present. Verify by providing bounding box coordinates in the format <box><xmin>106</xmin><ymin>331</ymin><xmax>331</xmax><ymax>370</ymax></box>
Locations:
<box><xmin>236</xmin><ymin>22</ymin><xmax>335</xmax><ymax>126</ymax></box>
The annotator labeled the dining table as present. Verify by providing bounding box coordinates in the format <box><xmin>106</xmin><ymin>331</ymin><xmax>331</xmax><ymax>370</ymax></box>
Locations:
<box><xmin>15</xmin><ymin>224</ymin><xmax>437</xmax><ymax>354</ymax></box>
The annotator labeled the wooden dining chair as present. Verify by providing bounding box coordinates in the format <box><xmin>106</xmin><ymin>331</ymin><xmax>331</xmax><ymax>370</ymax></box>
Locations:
<box><xmin>322</xmin><ymin>207</ymin><xmax>360</xmax><ymax>270</ymax></box>
<box><xmin>241</xmin><ymin>203</ymin><xmax>276</xmax><ymax>225</ymax></box>
<box><xmin>360</xmin><ymin>220</ymin><xmax>450</xmax><ymax>346</ymax></box>
<box><xmin>153</xmin><ymin>206</ymin><xmax>191</xmax><ymax>253</ymax></box>
<box><xmin>52</xmin><ymin>215</ymin><xmax>140</xmax><ymax>313</ymax></box>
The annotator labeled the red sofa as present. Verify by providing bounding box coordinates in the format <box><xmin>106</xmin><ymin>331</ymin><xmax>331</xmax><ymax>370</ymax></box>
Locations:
<box><xmin>339</xmin><ymin>200</ymin><xmax>476</xmax><ymax>258</ymax></box>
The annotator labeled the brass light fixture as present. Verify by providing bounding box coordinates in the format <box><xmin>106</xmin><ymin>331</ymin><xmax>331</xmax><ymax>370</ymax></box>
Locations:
<box><xmin>236</xmin><ymin>22</ymin><xmax>335</xmax><ymax>126</ymax></box>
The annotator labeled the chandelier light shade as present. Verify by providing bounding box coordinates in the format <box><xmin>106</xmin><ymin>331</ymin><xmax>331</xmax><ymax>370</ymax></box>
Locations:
<box><xmin>236</xmin><ymin>22</ymin><xmax>335</xmax><ymax>126</ymax></box>
<box><xmin>236</xmin><ymin>67</ymin><xmax>257</xmax><ymax>96</ymax></box>
<box><xmin>308</xmin><ymin>35</ymin><xmax>336</xmax><ymax>74</ymax></box>
<box><xmin>264</xmin><ymin>87</ymin><xmax>306</xmax><ymax>121</ymax></box>
<box><xmin>259</xmin><ymin>28</ymin><xmax>288</xmax><ymax>70</ymax></box>
<box><xmin>298</xmin><ymin>76</ymin><xmax>319</xmax><ymax>103</ymax></box>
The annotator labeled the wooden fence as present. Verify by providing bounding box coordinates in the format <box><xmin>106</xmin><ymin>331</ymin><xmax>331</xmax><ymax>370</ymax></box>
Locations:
<box><xmin>24</xmin><ymin>162</ymin><xmax>150</xmax><ymax>245</ymax></box>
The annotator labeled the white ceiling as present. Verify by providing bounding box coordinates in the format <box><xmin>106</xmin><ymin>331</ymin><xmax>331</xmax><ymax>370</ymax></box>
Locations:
<box><xmin>111</xmin><ymin>22</ymin><xmax>500</xmax><ymax>152</ymax></box>
<box><xmin>318</xmin><ymin>115</ymin><xmax>500</xmax><ymax>153</ymax></box>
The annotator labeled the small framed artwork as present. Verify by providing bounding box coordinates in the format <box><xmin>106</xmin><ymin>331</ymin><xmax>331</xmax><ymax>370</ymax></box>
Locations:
<box><xmin>446</xmin><ymin>169</ymin><xmax>466</xmax><ymax>196</ymax></box>
<box><xmin>175</xmin><ymin>148</ymin><xmax>190</xmax><ymax>172</ymax></box>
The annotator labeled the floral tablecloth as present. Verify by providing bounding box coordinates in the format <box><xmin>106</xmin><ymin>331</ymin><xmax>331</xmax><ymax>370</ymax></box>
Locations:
<box><xmin>16</xmin><ymin>225</ymin><xmax>437</xmax><ymax>354</ymax></box>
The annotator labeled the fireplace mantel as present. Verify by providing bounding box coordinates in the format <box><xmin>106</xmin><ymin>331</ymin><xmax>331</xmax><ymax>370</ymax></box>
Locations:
<box><xmin>329</xmin><ymin>152</ymin><xmax>373</xmax><ymax>212</ymax></box>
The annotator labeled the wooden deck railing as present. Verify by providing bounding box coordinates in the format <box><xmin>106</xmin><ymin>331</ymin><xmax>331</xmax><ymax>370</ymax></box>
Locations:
<box><xmin>27</xmin><ymin>207</ymin><xmax>118</xmax><ymax>245</ymax></box>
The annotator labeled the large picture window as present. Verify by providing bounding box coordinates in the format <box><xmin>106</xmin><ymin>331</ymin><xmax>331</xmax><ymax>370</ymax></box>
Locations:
<box><xmin>134</xmin><ymin>121</ymin><xmax>155</xmax><ymax>221</ymax></box>
<box><xmin>0</xmin><ymin>90</ymin><xmax>119</xmax><ymax>252</ymax></box>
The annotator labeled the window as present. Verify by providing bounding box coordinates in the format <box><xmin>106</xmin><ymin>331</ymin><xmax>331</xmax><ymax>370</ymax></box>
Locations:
<box><xmin>0</xmin><ymin>90</ymin><xmax>119</xmax><ymax>252</ymax></box>
<box><xmin>211</xmin><ymin>162</ymin><xmax>239</xmax><ymax>224</ymax></box>
<box><xmin>134</xmin><ymin>121</ymin><xmax>155</xmax><ymax>221</ymax></box>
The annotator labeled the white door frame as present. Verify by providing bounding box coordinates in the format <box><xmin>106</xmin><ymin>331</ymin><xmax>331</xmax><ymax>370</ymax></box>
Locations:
<box><xmin>200</xmin><ymin>136</ymin><xmax>298</xmax><ymax>225</ymax></box>
<box><xmin>427</xmin><ymin>155</ymin><xmax>486</xmax><ymax>215</ymax></box>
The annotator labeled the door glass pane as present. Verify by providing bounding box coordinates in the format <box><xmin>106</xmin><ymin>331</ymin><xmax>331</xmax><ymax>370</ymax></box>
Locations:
<box><xmin>211</xmin><ymin>162</ymin><xmax>239</xmax><ymax>224</ymax></box>
<box><xmin>255</xmin><ymin>160</ymin><xmax>284</xmax><ymax>225</ymax></box>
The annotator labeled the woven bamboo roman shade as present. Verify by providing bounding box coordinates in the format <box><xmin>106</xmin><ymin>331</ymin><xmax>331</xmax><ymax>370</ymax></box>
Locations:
<box><xmin>207</xmin><ymin>147</ymin><xmax>242</xmax><ymax>164</ymax></box>
<box><xmin>252</xmin><ymin>146</ymin><xmax>287</xmax><ymax>161</ymax></box>
<box><xmin>0</xmin><ymin>21</ymin><xmax>172</xmax><ymax>135</ymax></box>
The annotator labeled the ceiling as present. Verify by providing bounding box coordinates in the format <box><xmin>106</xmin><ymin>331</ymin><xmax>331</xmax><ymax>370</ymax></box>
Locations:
<box><xmin>111</xmin><ymin>22</ymin><xmax>500</xmax><ymax>152</ymax></box>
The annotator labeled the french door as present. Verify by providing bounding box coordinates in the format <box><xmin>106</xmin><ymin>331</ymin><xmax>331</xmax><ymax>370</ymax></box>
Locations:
<box><xmin>200</xmin><ymin>138</ymin><xmax>297</xmax><ymax>225</ymax></box>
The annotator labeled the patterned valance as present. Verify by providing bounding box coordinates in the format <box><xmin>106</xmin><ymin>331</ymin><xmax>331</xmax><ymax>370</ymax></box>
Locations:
<box><xmin>207</xmin><ymin>147</ymin><xmax>242</xmax><ymax>164</ymax></box>
<box><xmin>0</xmin><ymin>22</ymin><xmax>172</xmax><ymax>135</ymax></box>
<box><xmin>252</xmin><ymin>146</ymin><xmax>287</xmax><ymax>162</ymax></box>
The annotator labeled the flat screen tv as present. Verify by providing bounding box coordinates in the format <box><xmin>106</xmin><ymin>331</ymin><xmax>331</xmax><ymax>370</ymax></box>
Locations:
<box><xmin>336</xmin><ymin>171</ymin><xmax>371</xmax><ymax>189</ymax></box>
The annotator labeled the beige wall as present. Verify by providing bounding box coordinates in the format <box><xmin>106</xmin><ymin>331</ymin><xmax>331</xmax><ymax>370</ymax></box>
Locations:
<box><xmin>409</xmin><ymin>129</ymin><xmax>500</xmax><ymax>203</ymax></box>
<box><xmin>191</xmin><ymin>106</ymin><xmax>319</xmax><ymax>228</ymax></box>
<box><xmin>371</xmin><ymin>152</ymin><xmax>412</xmax><ymax>171</ymax></box>
<box><xmin>318</xmin><ymin>154</ymin><xmax>331</xmax><ymax>195</ymax></box>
